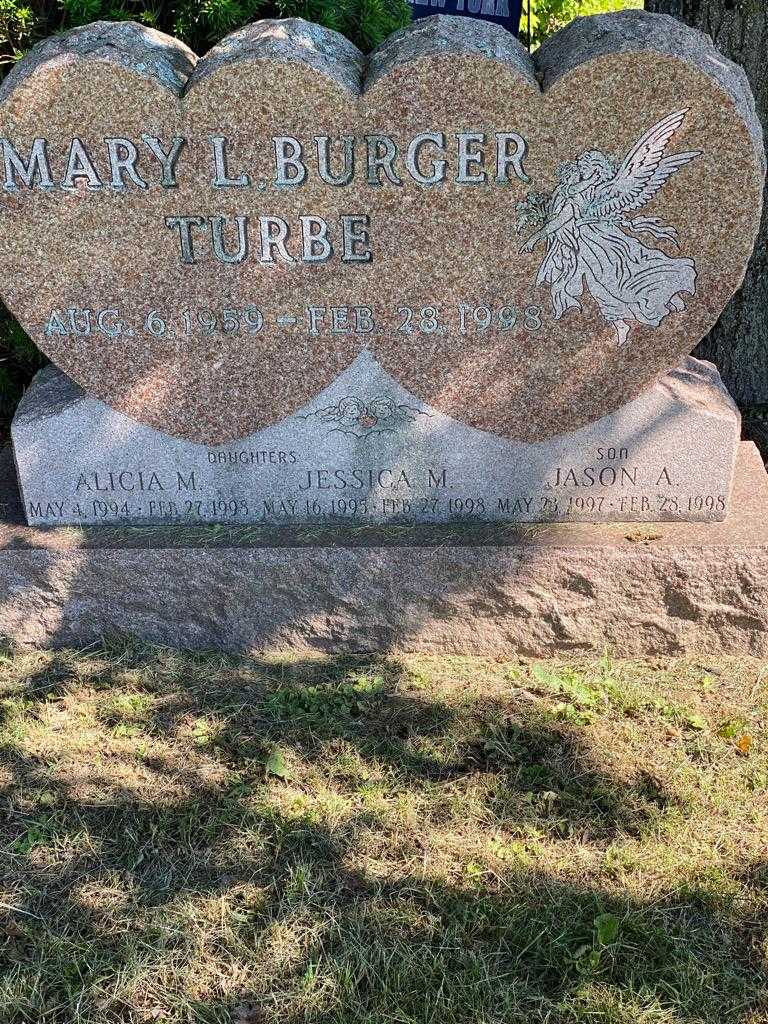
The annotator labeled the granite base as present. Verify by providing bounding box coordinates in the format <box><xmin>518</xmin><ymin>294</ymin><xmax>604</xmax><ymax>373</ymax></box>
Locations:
<box><xmin>12</xmin><ymin>354</ymin><xmax>740</xmax><ymax>526</ymax></box>
<box><xmin>0</xmin><ymin>442</ymin><xmax>767</xmax><ymax>657</ymax></box>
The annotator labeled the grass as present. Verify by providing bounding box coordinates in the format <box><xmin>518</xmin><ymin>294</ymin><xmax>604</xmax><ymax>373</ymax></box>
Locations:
<box><xmin>0</xmin><ymin>644</ymin><xmax>766</xmax><ymax>1023</ymax></box>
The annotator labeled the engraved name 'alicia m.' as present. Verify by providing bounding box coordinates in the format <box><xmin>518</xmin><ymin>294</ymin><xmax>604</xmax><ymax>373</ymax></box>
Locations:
<box><xmin>517</xmin><ymin>110</ymin><xmax>701</xmax><ymax>347</ymax></box>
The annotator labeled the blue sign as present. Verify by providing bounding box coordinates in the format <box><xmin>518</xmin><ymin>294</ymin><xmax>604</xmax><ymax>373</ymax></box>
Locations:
<box><xmin>409</xmin><ymin>0</ymin><xmax>523</xmax><ymax>36</ymax></box>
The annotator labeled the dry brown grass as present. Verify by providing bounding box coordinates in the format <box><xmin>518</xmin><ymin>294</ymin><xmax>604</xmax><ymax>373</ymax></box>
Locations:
<box><xmin>0</xmin><ymin>643</ymin><xmax>766</xmax><ymax>1023</ymax></box>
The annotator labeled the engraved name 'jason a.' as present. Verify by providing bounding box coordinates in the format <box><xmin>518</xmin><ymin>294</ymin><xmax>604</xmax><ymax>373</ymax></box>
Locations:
<box><xmin>0</xmin><ymin>131</ymin><xmax>530</xmax><ymax>191</ymax></box>
<box><xmin>544</xmin><ymin>464</ymin><xmax>675</xmax><ymax>488</ymax></box>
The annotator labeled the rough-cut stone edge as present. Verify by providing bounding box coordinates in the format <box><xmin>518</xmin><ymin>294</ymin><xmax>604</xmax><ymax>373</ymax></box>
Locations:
<box><xmin>0</xmin><ymin>20</ymin><xmax>197</xmax><ymax>100</ymax></box>
<box><xmin>364</xmin><ymin>15</ymin><xmax>536</xmax><ymax>92</ymax></box>
<box><xmin>187</xmin><ymin>18</ymin><xmax>365</xmax><ymax>96</ymax></box>
<box><xmin>0</xmin><ymin>15</ymin><xmax>536</xmax><ymax>109</ymax></box>
<box><xmin>535</xmin><ymin>10</ymin><xmax>766</xmax><ymax>176</ymax></box>
<box><xmin>12</xmin><ymin>363</ymin><xmax>86</xmax><ymax>425</ymax></box>
<box><xmin>662</xmin><ymin>357</ymin><xmax>741</xmax><ymax>421</ymax></box>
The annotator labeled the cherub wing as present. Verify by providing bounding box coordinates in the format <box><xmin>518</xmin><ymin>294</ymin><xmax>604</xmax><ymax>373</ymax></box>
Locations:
<box><xmin>588</xmin><ymin>110</ymin><xmax>701</xmax><ymax>218</ymax></box>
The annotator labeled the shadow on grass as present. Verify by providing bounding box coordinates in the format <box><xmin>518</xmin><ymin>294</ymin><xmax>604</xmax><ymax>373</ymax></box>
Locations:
<box><xmin>0</xmin><ymin>647</ymin><xmax>765</xmax><ymax>1023</ymax></box>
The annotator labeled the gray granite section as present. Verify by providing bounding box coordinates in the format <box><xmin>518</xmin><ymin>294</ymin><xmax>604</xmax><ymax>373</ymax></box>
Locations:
<box><xmin>535</xmin><ymin>10</ymin><xmax>766</xmax><ymax>173</ymax></box>
<box><xmin>12</xmin><ymin>355</ymin><xmax>739</xmax><ymax>528</ymax></box>
<box><xmin>0</xmin><ymin>443</ymin><xmax>767</xmax><ymax>657</ymax></box>
<box><xmin>365</xmin><ymin>15</ymin><xmax>536</xmax><ymax>91</ymax></box>
<box><xmin>0</xmin><ymin>20</ymin><xmax>197</xmax><ymax>100</ymax></box>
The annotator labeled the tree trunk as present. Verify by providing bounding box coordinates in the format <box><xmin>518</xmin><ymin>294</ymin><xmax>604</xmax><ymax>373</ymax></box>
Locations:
<box><xmin>646</xmin><ymin>0</ymin><xmax>768</xmax><ymax>420</ymax></box>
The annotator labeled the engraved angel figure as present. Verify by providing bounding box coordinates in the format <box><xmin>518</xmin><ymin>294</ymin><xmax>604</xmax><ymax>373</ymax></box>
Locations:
<box><xmin>517</xmin><ymin>110</ymin><xmax>701</xmax><ymax>347</ymax></box>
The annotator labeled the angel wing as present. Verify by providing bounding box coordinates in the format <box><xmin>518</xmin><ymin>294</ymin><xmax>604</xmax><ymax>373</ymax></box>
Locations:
<box><xmin>587</xmin><ymin>110</ymin><xmax>701</xmax><ymax>219</ymax></box>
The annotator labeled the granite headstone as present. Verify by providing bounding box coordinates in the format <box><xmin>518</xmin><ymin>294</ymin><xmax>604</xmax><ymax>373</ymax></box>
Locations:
<box><xmin>3</xmin><ymin>11</ymin><xmax>765</xmax><ymax>526</ymax></box>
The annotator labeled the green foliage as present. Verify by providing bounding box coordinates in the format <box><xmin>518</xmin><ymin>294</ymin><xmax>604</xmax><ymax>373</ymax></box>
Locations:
<box><xmin>0</xmin><ymin>302</ymin><xmax>46</xmax><ymax>434</ymax></box>
<box><xmin>17</xmin><ymin>0</ymin><xmax>411</xmax><ymax>57</ymax></box>
<box><xmin>521</xmin><ymin>0</ymin><xmax>642</xmax><ymax>49</ymax></box>
<box><xmin>172</xmin><ymin>0</ymin><xmax>272</xmax><ymax>50</ymax></box>
<box><xmin>264</xmin><ymin>745</ymin><xmax>291</xmax><ymax>779</ymax></box>
<box><xmin>0</xmin><ymin>0</ymin><xmax>34</xmax><ymax>65</ymax></box>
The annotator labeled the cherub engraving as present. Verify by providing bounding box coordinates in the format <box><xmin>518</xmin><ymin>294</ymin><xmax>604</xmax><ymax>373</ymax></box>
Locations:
<box><xmin>517</xmin><ymin>110</ymin><xmax>702</xmax><ymax>347</ymax></box>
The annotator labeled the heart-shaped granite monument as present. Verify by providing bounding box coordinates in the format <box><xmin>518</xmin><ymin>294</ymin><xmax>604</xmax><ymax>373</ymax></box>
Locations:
<box><xmin>0</xmin><ymin>11</ymin><xmax>763</xmax><ymax>443</ymax></box>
